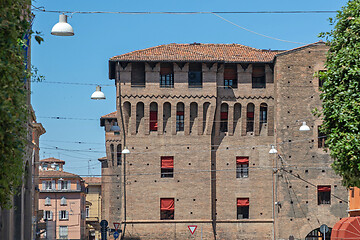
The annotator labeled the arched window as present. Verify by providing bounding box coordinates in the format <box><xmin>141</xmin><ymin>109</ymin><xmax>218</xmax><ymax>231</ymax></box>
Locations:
<box><xmin>123</xmin><ymin>101</ymin><xmax>131</xmax><ymax>133</ymax></box>
<box><xmin>117</xmin><ymin>144</ymin><xmax>122</xmax><ymax>166</ymax></box>
<box><xmin>176</xmin><ymin>103</ymin><xmax>184</xmax><ymax>132</ymax></box>
<box><xmin>220</xmin><ymin>103</ymin><xmax>228</xmax><ymax>132</ymax></box>
<box><xmin>60</xmin><ymin>197</ymin><xmax>67</xmax><ymax>206</ymax></box>
<box><xmin>305</xmin><ymin>227</ymin><xmax>332</xmax><ymax>240</ymax></box>
<box><xmin>260</xmin><ymin>103</ymin><xmax>268</xmax><ymax>132</ymax></box>
<box><xmin>163</xmin><ymin>102</ymin><xmax>171</xmax><ymax>133</ymax></box>
<box><xmin>246</xmin><ymin>103</ymin><xmax>255</xmax><ymax>132</ymax></box>
<box><xmin>150</xmin><ymin>102</ymin><xmax>158</xmax><ymax>131</ymax></box>
<box><xmin>233</xmin><ymin>103</ymin><xmax>241</xmax><ymax>134</ymax></box>
<box><xmin>45</xmin><ymin>197</ymin><xmax>51</xmax><ymax>206</ymax></box>
<box><xmin>110</xmin><ymin>144</ymin><xmax>114</xmax><ymax>166</ymax></box>
<box><xmin>190</xmin><ymin>102</ymin><xmax>198</xmax><ymax>133</ymax></box>
<box><xmin>136</xmin><ymin>102</ymin><xmax>144</xmax><ymax>133</ymax></box>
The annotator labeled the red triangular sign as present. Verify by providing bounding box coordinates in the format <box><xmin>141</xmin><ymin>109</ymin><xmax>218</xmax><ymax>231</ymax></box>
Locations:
<box><xmin>188</xmin><ymin>225</ymin><xmax>197</xmax><ymax>235</ymax></box>
<box><xmin>114</xmin><ymin>222</ymin><xmax>120</xmax><ymax>231</ymax></box>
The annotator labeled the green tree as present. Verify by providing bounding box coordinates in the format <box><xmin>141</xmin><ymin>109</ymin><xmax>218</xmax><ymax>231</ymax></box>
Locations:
<box><xmin>0</xmin><ymin>0</ymin><xmax>41</xmax><ymax>208</ymax></box>
<box><xmin>319</xmin><ymin>0</ymin><xmax>360</xmax><ymax>187</ymax></box>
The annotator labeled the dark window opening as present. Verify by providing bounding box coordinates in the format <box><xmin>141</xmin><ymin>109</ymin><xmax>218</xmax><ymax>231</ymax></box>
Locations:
<box><xmin>318</xmin><ymin>185</ymin><xmax>331</xmax><ymax>205</ymax></box>
<box><xmin>131</xmin><ymin>62</ymin><xmax>145</xmax><ymax>87</ymax></box>
<box><xmin>161</xmin><ymin>156</ymin><xmax>174</xmax><ymax>178</ymax></box>
<box><xmin>220</xmin><ymin>103</ymin><xmax>228</xmax><ymax>133</ymax></box>
<box><xmin>224</xmin><ymin>64</ymin><xmax>237</xmax><ymax>89</ymax></box>
<box><xmin>260</xmin><ymin>103</ymin><xmax>267</xmax><ymax>132</ymax></box>
<box><xmin>150</xmin><ymin>111</ymin><xmax>158</xmax><ymax>131</ymax></box>
<box><xmin>160</xmin><ymin>63</ymin><xmax>174</xmax><ymax>88</ymax></box>
<box><xmin>305</xmin><ymin>227</ymin><xmax>332</xmax><ymax>240</ymax></box>
<box><xmin>117</xmin><ymin>145</ymin><xmax>122</xmax><ymax>166</ymax></box>
<box><xmin>160</xmin><ymin>198</ymin><xmax>174</xmax><ymax>220</ymax></box>
<box><xmin>252</xmin><ymin>64</ymin><xmax>266</xmax><ymax>88</ymax></box>
<box><xmin>236</xmin><ymin>157</ymin><xmax>249</xmax><ymax>178</ymax></box>
<box><xmin>188</xmin><ymin>63</ymin><xmax>202</xmax><ymax>88</ymax></box>
<box><xmin>246</xmin><ymin>104</ymin><xmax>255</xmax><ymax>132</ymax></box>
<box><xmin>110</xmin><ymin>144</ymin><xmax>115</xmax><ymax>166</ymax></box>
<box><xmin>318</xmin><ymin>70</ymin><xmax>326</xmax><ymax>89</ymax></box>
<box><xmin>176</xmin><ymin>111</ymin><xmax>184</xmax><ymax>132</ymax></box>
<box><xmin>318</xmin><ymin>126</ymin><xmax>327</xmax><ymax>148</ymax></box>
<box><xmin>237</xmin><ymin>198</ymin><xmax>249</xmax><ymax>219</ymax></box>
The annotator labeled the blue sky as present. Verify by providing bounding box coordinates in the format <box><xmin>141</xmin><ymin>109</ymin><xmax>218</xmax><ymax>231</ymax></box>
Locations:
<box><xmin>31</xmin><ymin>0</ymin><xmax>348</xmax><ymax>176</ymax></box>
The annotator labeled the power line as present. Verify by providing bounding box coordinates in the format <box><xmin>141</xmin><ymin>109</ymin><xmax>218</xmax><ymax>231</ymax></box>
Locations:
<box><xmin>33</xmin><ymin>81</ymin><xmax>113</xmax><ymax>86</ymax></box>
<box><xmin>32</xmin><ymin>7</ymin><xmax>338</xmax><ymax>15</ymax></box>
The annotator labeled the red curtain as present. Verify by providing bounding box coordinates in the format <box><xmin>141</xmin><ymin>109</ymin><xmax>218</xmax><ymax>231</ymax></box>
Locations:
<box><xmin>150</xmin><ymin>111</ymin><xmax>158</xmax><ymax>131</ymax></box>
<box><xmin>247</xmin><ymin>112</ymin><xmax>254</xmax><ymax>118</ymax></box>
<box><xmin>237</xmin><ymin>198</ymin><xmax>249</xmax><ymax>207</ymax></box>
<box><xmin>160</xmin><ymin>198</ymin><xmax>174</xmax><ymax>210</ymax></box>
<box><xmin>318</xmin><ymin>186</ymin><xmax>331</xmax><ymax>192</ymax></box>
<box><xmin>236</xmin><ymin>157</ymin><xmax>249</xmax><ymax>164</ymax></box>
<box><xmin>177</xmin><ymin>111</ymin><xmax>184</xmax><ymax>116</ymax></box>
<box><xmin>161</xmin><ymin>157</ymin><xmax>174</xmax><ymax>169</ymax></box>
<box><xmin>224</xmin><ymin>68</ymin><xmax>237</xmax><ymax>80</ymax></box>
<box><xmin>221</xmin><ymin>112</ymin><xmax>228</xmax><ymax>120</ymax></box>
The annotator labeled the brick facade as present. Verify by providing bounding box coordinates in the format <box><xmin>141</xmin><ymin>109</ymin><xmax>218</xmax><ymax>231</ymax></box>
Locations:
<box><xmin>100</xmin><ymin>42</ymin><xmax>347</xmax><ymax>240</ymax></box>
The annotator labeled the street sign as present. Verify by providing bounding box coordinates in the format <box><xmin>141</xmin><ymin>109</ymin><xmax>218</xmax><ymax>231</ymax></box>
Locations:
<box><xmin>114</xmin><ymin>222</ymin><xmax>120</xmax><ymax>231</ymax></box>
<box><xmin>100</xmin><ymin>220</ymin><xmax>108</xmax><ymax>228</ymax></box>
<box><xmin>319</xmin><ymin>224</ymin><xmax>329</xmax><ymax>234</ymax></box>
<box><xmin>113</xmin><ymin>231</ymin><xmax>119</xmax><ymax>239</ymax></box>
<box><xmin>188</xmin><ymin>225</ymin><xmax>197</xmax><ymax>235</ymax></box>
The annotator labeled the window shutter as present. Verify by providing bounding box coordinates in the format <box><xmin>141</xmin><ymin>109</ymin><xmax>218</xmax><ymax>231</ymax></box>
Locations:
<box><xmin>67</xmin><ymin>180</ymin><xmax>71</xmax><ymax>190</ymax></box>
<box><xmin>161</xmin><ymin>157</ymin><xmax>174</xmax><ymax>169</ymax></box>
<box><xmin>64</xmin><ymin>226</ymin><xmax>68</xmax><ymax>235</ymax></box>
<box><xmin>51</xmin><ymin>180</ymin><xmax>55</xmax><ymax>190</ymax></box>
<box><xmin>236</xmin><ymin>157</ymin><xmax>249</xmax><ymax>164</ymax></box>
<box><xmin>160</xmin><ymin>198</ymin><xmax>175</xmax><ymax>210</ymax></box>
<box><xmin>59</xmin><ymin>211</ymin><xmax>62</xmax><ymax>219</ymax></box>
<box><xmin>66</xmin><ymin>211</ymin><xmax>69</xmax><ymax>220</ymax></box>
<box><xmin>237</xmin><ymin>198</ymin><xmax>249</xmax><ymax>206</ymax></box>
<box><xmin>49</xmin><ymin>211</ymin><xmax>53</xmax><ymax>220</ymax></box>
<box><xmin>42</xmin><ymin>181</ymin><xmax>46</xmax><ymax>190</ymax></box>
<box><xmin>58</xmin><ymin>181</ymin><xmax>61</xmax><ymax>190</ymax></box>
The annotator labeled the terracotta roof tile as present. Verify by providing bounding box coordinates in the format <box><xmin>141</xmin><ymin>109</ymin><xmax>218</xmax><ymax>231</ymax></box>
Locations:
<box><xmin>39</xmin><ymin>170</ymin><xmax>81</xmax><ymax>179</ymax></box>
<box><xmin>83</xmin><ymin>177</ymin><xmax>101</xmax><ymax>185</ymax></box>
<box><xmin>40</xmin><ymin>157</ymin><xmax>65</xmax><ymax>164</ymax></box>
<box><xmin>101</xmin><ymin>111</ymin><xmax>117</xmax><ymax>119</ymax></box>
<box><xmin>110</xmin><ymin>43</ymin><xmax>282</xmax><ymax>63</ymax></box>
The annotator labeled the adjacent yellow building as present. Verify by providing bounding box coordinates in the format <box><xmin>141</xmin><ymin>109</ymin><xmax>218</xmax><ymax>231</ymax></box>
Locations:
<box><xmin>84</xmin><ymin>177</ymin><xmax>102</xmax><ymax>240</ymax></box>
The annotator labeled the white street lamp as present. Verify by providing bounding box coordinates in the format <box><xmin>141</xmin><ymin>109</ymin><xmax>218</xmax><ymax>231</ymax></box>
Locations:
<box><xmin>269</xmin><ymin>145</ymin><xmax>278</xmax><ymax>154</ymax></box>
<box><xmin>91</xmin><ymin>86</ymin><xmax>106</xmax><ymax>100</ymax></box>
<box><xmin>122</xmin><ymin>147</ymin><xmax>130</xmax><ymax>154</ymax></box>
<box><xmin>299</xmin><ymin>121</ymin><xmax>310</xmax><ymax>131</ymax></box>
<box><xmin>51</xmin><ymin>14</ymin><xmax>74</xmax><ymax>36</ymax></box>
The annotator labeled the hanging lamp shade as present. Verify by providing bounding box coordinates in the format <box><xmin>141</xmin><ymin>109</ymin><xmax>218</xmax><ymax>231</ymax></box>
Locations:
<box><xmin>122</xmin><ymin>147</ymin><xmax>130</xmax><ymax>154</ymax></box>
<box><xmin>91</xmin><ymin>86</ymin><xmax>106</xmax><ymax>100</ymax></box>
<box><xmin>51</xmin><ymin>14</ymin><xmax>74</xmax><ymax>36</ymax></box>
<box><xmin>299</xmin><ymin>121</ymin><xmax>310</xmax><ymax>131</ymax></box>
<box><xmin>269</xmin><ymin>145</ymin><xmax>278</xmax><ymax>154</ymax></box>
<box><xmin>110</xmin><ymin>122</ymin><xmax>121</xmax><ymax>131</ymax></box>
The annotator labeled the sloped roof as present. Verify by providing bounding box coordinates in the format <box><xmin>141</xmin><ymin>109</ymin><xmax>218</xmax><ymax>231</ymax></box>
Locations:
<box><xmin>39</xmin><ymin>170</ymin><xmax>81</xmax><ymax>179</ymax></box>
<box><xmin>101</xmin><ymin>111</ymin><xmax>117</xmax><ymax>119</ymax></box>
<box><xmin>110</xmin><ymin>43</ymin><xmax>282</xmax><ymax>63</ymax></box>
<box><xmin>40</xmin><ymin>157</ymin><xmax>65</xmax><ymax>164</ymax></box>
<box><xmin>275</xmin><ymin>41</ymin><xmax>326</xmax><ymax>57</ymax></box>
<box><xmin>83</xmin><ymin>177</ymin><xmax>101</xmax><ymax>185</ymax></box>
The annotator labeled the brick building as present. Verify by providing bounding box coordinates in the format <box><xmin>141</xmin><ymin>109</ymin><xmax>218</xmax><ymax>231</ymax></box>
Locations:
<box><xmin>38</xmin><ymin>158</ymin><xmax>86</xmax><ymax>240</ymax></box>
<box><xmin>100</xmin><ymin>42</ymin><xmax>347</xmax><ymax>240</ymax></box>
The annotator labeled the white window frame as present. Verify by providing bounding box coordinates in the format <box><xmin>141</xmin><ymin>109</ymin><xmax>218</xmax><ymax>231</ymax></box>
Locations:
<box><xmin>86</xmin><ymin>206</ymin><xmax>90</xmax><ymax>218</ymax></box>
<box><xmin>60</xmin><ymin>197</ymin><xmax>67</xmax><ymax>206</ymax></box>
<box><xmin>59</xmin><ymin>210</ymin><xmax>69</xmax><ymax>220</ymax></box>
<box><xmin>45</xmin><ymin>197</ymin><xmax>51</xmax><ymax>206</ymax></box>
<box><xmin>59</xmin><ymin>226</ymin><xmax>68</xmax><ymax>239</ymax></box>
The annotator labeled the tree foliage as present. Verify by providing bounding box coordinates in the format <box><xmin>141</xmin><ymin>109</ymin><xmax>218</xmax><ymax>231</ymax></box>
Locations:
<box><xmin>319</xmin><ymin>0</ymin><xmax>360</xmax><ymax>187</ymax></box>
<box><xmin>0</xmin><ymin>0</ymin><xmax>32</xmax><ymax>208</ymax></box>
